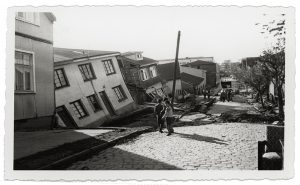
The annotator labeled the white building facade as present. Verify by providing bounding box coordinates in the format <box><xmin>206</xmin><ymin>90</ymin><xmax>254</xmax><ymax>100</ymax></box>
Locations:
<box><xmin>54</xmin><ymin>48</ymin><xmax>136</xmax><ymax>128</ymax></box>
<box><xmin>14</xmin><ymin>12</ymin><xmax>56</xmax><ymax>130</ymax></box>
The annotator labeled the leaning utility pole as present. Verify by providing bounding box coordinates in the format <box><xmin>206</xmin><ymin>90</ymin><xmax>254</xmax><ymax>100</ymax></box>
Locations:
<box><xmin>171</xmin><ymin>31</ymin><xmax>181</xmax><ymax>108</ymax></box>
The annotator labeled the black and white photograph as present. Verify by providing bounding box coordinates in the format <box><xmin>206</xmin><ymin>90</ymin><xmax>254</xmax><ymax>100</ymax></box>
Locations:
<box><xmin>4</xmin><ymin>5</ymin><xmax>295</xmax><ymax>181</ymax></box>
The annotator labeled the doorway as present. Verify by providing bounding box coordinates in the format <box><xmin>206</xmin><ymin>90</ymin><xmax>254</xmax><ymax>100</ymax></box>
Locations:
<box><xmin>56</xmin><ymin>106</ymin><xmax>78</xmax><ymax>128</ymax></box>
<box><xmin>99</xmin><ymin>91</ymin><xmax>116</xmax><ymax>116</ymax></box>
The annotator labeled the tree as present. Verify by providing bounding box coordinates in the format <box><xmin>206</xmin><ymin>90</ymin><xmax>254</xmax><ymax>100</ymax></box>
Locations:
<box><xmin>233</xmin><ymin>63</ymin><xmax>270</xmax><ymax>108</ymax></box>
<box><xmin>256</xmin><ymin>14</ymin><xmax>286</xmax><ymax>119</ymax></box>
<box><xmin>260</xmin><ymin>50</ymin><xmax>285</xmax><ymax>118</ymax></box>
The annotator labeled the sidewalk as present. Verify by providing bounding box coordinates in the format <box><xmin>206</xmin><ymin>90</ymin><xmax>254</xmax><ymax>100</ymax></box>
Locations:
<box><xmin>14</xmin><ymin>126</ymin><xmax>153</xmax><ymax>170</ymax></box>
<box><xmin>14</xmin><ymin>129</ymin><xmax>113</xmax><ymax>160</ymax></box>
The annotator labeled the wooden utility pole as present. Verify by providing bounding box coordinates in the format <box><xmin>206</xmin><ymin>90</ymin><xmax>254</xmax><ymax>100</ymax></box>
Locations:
<box><xmin>171</xmin><ymin>31</ymin><xmax>181</xmax><ymax>108</ymax></box>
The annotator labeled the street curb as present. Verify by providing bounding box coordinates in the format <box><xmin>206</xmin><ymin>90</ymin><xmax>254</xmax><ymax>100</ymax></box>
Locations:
<box><xmin>31</xmin><ymin>127</ymin><xmax>153</xmax><ymax>170</ymax></box>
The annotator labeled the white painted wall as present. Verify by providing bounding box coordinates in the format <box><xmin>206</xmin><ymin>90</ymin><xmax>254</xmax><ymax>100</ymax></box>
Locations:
<box><xmin>14</xmin><ymin>13</ymin><xmax>55</xmax><ymax>130</ymax></box>
<box><xmin>55</xmin><ymin>55</ymin><xmax>135</xmax><ymax>127</ymax></box>
<box><xmin>15</xmin><ymin>13</ymin><xmax>53</xmax><ymax>41</ymax></box>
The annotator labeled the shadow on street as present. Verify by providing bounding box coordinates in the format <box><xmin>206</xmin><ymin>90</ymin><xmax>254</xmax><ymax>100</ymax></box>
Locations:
<box><xmin>173</xmin><ymin>132</ymin><xmax>228</xmax><ymax>145</ymax></box>
<box><xmin>68</xmin><ymin>147</ymin><xmax>182</xmax><ymax>170</ymax></box>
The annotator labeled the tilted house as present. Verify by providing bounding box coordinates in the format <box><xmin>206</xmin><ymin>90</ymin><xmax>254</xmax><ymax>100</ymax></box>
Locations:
<box><xmin>183</xmin><ymin>60</ymin><xmax>221</xmax><ymax>94</ymax></box>
<box><xmin>54</xmin><ymin>48</ymin><xmax>136</xmax><ymax>128</ymax></box>
<box><xmin>118</xmin><ymin>52</ymin><xmax>164</xmax><ymax>104</ymax></box>
<box><xmin>14</xmin><ymin>12</ymin><xmax>56</xmax><ymax>130</ymax></box>
<box><xmin>180</xmin><ymin>66</ymin><xmax>206</xmax><ymax>94</ymax></box>
<box><xmin>157</xmin><ymin>62</ymin><xmax>182</xmax><ymax>97</ymax></box>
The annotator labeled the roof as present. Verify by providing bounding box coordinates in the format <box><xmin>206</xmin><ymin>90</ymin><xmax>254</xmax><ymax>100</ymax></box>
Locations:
<box><xmin>54</xmin><ymin>47</ymin><xmax>120</xmax><ymax>63</ymax></box>
<box><xmin>157</xmin><ymin>62</ymin><xmax>181</xmax><ymax>81</ymax></box>
<box><xmin>184</xmin><ymin>60</ymin><xmax>216</xmax><ymax>66</ymax></box>
<box><xmin>159</xmin><ymin>57</ymin><xmax>214</xmax><ymax>62</ymax></box>
<box><xmin>180</xmin><ymin>72</ymin><xmax>204</xmax><ymax>86</ymax></box>
<box><xmin>122</xmin><ymin>56</ymin><xmax>159</xmax><ymax>67</ymax></box>
<box><xmin>122</xmin><ymin>51</ymin><xmax>143</xmax><ymax>56</ymax></box>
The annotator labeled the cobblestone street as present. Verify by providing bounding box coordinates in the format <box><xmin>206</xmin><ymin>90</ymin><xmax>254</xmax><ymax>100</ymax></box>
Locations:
<box><xmin>10</xmin><ymin>7</ymin><xmax>289</xmax><ymax>180</ymax></box>
<box><xmin>68</xmin><ymin>122</ymin><xmax>266</xmax><ymax>170</ymax></box>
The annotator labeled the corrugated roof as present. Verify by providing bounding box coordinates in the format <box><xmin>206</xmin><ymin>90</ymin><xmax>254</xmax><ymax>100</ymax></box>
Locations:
<box><xmin>54</xmin><ymin>47</ymin><xmax>119</xmax><ymax>63</ymax></box>
<box><xmin>157</xmin><ymin>62</ymin><xmax>181</xmax><ymax>81</ymax></box>
<box><xmin>180</xmin><ymin>72</ymin><xmax>204</xmax><ymax>86</ymax></box>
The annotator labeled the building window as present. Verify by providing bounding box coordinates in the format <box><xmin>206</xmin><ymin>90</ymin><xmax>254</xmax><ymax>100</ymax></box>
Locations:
<box><xmin>54</xmin><ymin>68</ymin><xmax>69</xmax><ymax>89</ymax></box>
<box><xmin>112</xmin><ymin>85</ymin><xmax>127</xmax><ymax>102</ymax></box>
<box><xmin>70</xmin><ymin>100</ymin><xmax>88</xmax><ymax>119</ymax></box>
<box><xmin>140</xmin><ymin>68</ymin><xmax>149</xmax><ymax>81</ymax></box>
<box><xmin>78</xmin><ymin>63</ymin><xmax>96</xmax><ymax>81</ymax></box>
<box><xmin>149</xmin><ymin>66</ymin><xmax>157</xmax><ymax>78</ymax></box>
<box><xmin>15</xmin><ymin>12</ymin><xmax>40</xmax><ymax>25</ymax></box>
<box><xmin>102</xmin><ymin>59</ymin><xmax>116</xmax><ymax>75</ymax></box>
<box><xmin>87</xmin><ymin>94</ymin><xmax>102</xmax><ymax>112</ymax></box>
<box><xmin>15</xmin><ymin>50</ymin><xmax>34</xmax><ymax>92</ymax></box>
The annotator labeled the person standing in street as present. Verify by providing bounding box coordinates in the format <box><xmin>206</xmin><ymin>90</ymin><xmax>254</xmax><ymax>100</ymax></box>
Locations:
<box><xmin>154</xmin><ymin>98</ymin><xmax>164</xmax><ymax>133</ymax></box>
<box><xmin>220</xmin><ymin>89</ymin><xmax>226</xmax><ymax>102</ymax></box>
<box><xmin>207</xmin><ymin>88</ymin><xmax>211</xmax><ymax>99</ymax></box>
<box><xmin>162</xmin><ymin>100</ymin><xmax>174</xmax><ymax>136</ymax></box>
<box><xmin>227</xmin><ymin>89</ymin><xmax>232</xmax><ymax>102</ymax></box>
<box><xmin>203</xmin><ymin>89</ymin><xmax>207</xmax><ymax>99</ymax></box>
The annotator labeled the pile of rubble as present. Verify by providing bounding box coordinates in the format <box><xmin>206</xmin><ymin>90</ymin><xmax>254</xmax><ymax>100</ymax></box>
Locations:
<box><xmin>172</xmin><ymin>97</ymin><xmax>218</xmax><ymax>126</ymax></box>
<box><xmin>172</xmin><ymin>112</ymin><xmax>219</xmax><ymax>127</ymax></box>
<box><xmin>244</xmin><ymin>96</ymin><xmax>282</xmax><ymax>123</ymax></box>
<box><xmin>219</xmin><ymin>110</ymin><xmax>280</xmax><ymax>124</ymax></box>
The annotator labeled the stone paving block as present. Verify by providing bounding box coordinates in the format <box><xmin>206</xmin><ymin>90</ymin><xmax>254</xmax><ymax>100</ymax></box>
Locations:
<box><xmin>67</xmin><ymin>123</ymin><xmax>266</xmax><ymax>170</ymax></box>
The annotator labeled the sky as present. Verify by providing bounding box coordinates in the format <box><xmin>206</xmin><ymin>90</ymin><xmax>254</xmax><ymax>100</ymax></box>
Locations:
<box><xmin>51</xmin><ymin>6</ymin><xmax>287</xmax><ymax>63</ymax></box>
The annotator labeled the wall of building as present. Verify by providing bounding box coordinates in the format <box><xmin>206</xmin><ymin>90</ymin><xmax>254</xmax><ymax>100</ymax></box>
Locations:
<box><xmin>216</xmin><ymin>64</ymin><xmax>221</xmax><ymax>84</ymax></box>
<box><xmin>55</xmin><ymin>56</ymin><xmax>135</xmax><ymax>127</ymax></box>
<box><xmin>180</xmin><ymin>66</ymin><xmax>206</xmax><ymax>85</ymax></box>
<box><xmin>14</xmin><ymin>13</ymin><xmax>55</xmax><ymax>130</ymax></box>
<box><xmin>187</xmin><ymin>63</ymin><xmax>217</xmax><ymax>88</ymax></box>
<box><xmin>121</xmin><ymin>60</ymin><xmax>161</xmax><ymax>90</ymax></box>
<box><xmin>181</xmin><ymin>80</ymin><xmax>206</xmax><ymax>94</ymax></box>
<box><xmin>15</xmin><ymin>13</ymin><xmax>53</xmax><ymax>42</ymax></box>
